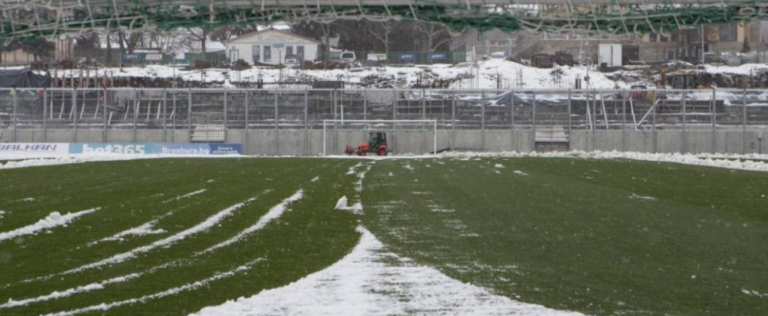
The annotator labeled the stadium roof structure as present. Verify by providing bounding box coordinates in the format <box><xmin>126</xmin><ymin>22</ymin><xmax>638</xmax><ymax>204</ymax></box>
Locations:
<box><xmin>1</xmin><ymin>0</ymin><xmax>766</xmax><ymax>41</ymax></box>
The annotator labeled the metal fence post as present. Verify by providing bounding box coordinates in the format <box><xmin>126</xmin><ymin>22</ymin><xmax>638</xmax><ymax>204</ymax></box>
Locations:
<box><xmin>682</xmin><ymin>90</ymin><xmax>687</xmax><ymax>154</ymax></box>
<box><xmin>532</xmin><ymin>91</ymin><xmax>536</xmax><ymax>151</ymax></box>
<box><xmin>43</xmin><ymin>88</ymin><xmax>47</xmax><ymax>142</ymax></box>
<box><xmin>422</xmin><ymin>89</ymin><xmax>427</xmax><ymax>153</ymax></box>
<box><xmin>622</xmin><ymin>89</ymin><xmax>627</xmax><ymax>152</ymax></box>
<box><xmin>481</xmin><ymin>93</ymin><xmax>486</xmax><ymax>151</ymax></box>
<box><xmin>743</xmin><ymin>87</ymin><xmax>748</xmax><ymax>154</ymax></box>
<box><xmin>188</xmin><ymin>89</ymin><xmax>192</xmax><ymax>143</ymax></box>
<box><xmin>393</xmin><ymin>89</ymin><xmax>397</xmax><ymax>151</ymax></box>
<box><xmin>275</xmin><ymin>91</ymin><xmax>279</xmax><ymax>155</ymax></box>
<box><xmin>103</xmin><ymin>88</ymin><xmax>108</xmax><ymax>142</ymax></box>
<box><xmin>172</xmin><ymin>92</ymin><xmax>176</xmax><ymax>143</ymax></box>
<box><xmin>73</xmin><ymin>89</ymin><xmax>78</xmax><ymax>142</ymax></box>
<box><xmin>653</xmin><ymin>92</ymin><xmax>658</xmax><ymax>153</ymax></box>
<box><xmin>12</xmin><ymin>88</ymin><xmax>17</xmax><ymax>142</ymax></box>
<box><xmin>392</xmin><ymin>89</ymin><xmax>397</xmax><ymax>120</ymax></box>
<box><xmin>567</xmin><ymin>89</ymin><xmax>572</xmax><ymax>134</ymax></box>
<box><xmin>162</xmin><ymin>89</ymin><xmax>167</xmax><ymax>142</ymax></box>
<box><xmin>244</xmin><ymin>90</ymin><xmax>249</xmax><ymax>154</ymax></box>
<box><xmin>511</xmin><ymin>89</ymin><xmax>516</xmax><ymax>151</ymax></box>
<box><xmin>223</xmin><ymin>90</ymin><xmax>228</xmax><ymax>142</ymax></box>
<box><xmin>451</xmin><ymin>90</ymin><xmax>456</xmax><ymax>150</ymax></box>
<box><xmin>133</xmin><ymin>89</ymin><xmax>138</xmax><ymax>143</ymax></box>
<box><xmin>711</xmin><ymin>88</ymin><xmax>716</xmax><ymax>153</ymax></box>
<box><xmin>362</xmin><ymin>89</ymin><xmax>367</xmax><ymax>121</ymax></box>
<box><xmin>304</xmin><ymin>89</ymin><xmax>309</xmax><ymax>156</ymax></box>
<box><xmin>592</xmin><ymin>90</ymin><xmax>597</xmax><ymax>152</ymax></box>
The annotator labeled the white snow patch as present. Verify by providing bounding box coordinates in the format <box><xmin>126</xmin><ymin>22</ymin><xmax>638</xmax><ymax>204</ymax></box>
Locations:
<box><xmin>347</xmin><ymin>163</ymin><xmax>363</xmax><ymax>175</ymax></box>
<box><xmin>387</xmin><ymin>172</ymin><xmax>394</xmax><ymax>177</ymax></box>
<box><xmin>629</xmin><ymin>194</ymin><xmax>658</xmax><ymax>201</ymax></box>
<box><xmin>311</xmin><ymin>176</ymin><xmax>320</xmax><ymax>183</ymax></box>
<box><xmin>0</xmin><ymin>208</ymin><xmax>100</xmax><ymax>242</ymax></box>
<box><xmin>20</xmin><ymin>197</ymin><xmax>35</xmax><ymax>202</ymax></box>
<box><xmin>189</xmin><ymin>226</ymin><xmax>584</xmax><ymax>316</ymax></box>
<box><xmin>0</xmin><ymin>155</ymin><xmax>244</xmax><ymax>170</ymax></box>
<box><xmin>62</xmin><ymin>194</ymin><xmax>263</xmax><ymax>274</ymax></box>
<box><xmin>440</xmin><ymin>151</ymin><xmax>768</xmax><ymax>173</ymax></box>
<box><xmin>96</xmin><ymin>221</ymin><xmax>166</xmax><ymax>243</ymax></box>
<box><xmin>42</xmin><ymin>259</ymin><xmax>263</xmax><ymax>316</ymax></box>
<box><xmin>403</xmin><ymin>164</ymin><xmax>414</xmax><ymax>171</ymax></box>
<box><xmin>741</xmin><ymin>289</ymin><xmax>767</xmax><ymax>298</ymax></box>
<box><xmin>494</xmin><ymin>163</ymin><xmax>505</xmax><ymax>169</ymax></box>
<box><xmin>354</xmin><ymin>164</ymin><xmax>373</xmax><ymax>193</ymax></box>
<box><xmin>514</xmin><ymin>170</ymin><xmax>529</xmax><ymax>176</ymax></box>
<box><xmin>0</xmin><ymin>273</ymin><xmax>141</xmax><ymax>309</ymax></box>
<box><xmin>163</xmin><ymin>189</ymin><xmax>206</xmax><ymax>203</ymax></box>
<box><xmin>197</xmin><ymin>190</ymin><xmax>304</xmax><ymax>255</ymax></box>
<box><xmin>334</xmin><ymin>196</ymin><xmax>363</xmax><ymax>215</ymax></box>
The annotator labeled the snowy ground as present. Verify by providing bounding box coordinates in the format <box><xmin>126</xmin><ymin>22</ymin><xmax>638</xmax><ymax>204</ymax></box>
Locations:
<box><xmin>190</xmin><ymin>226</ymin><xmax>584</xmax><ymax>316</ymax></box>
<box><xmin>54</xmin><ymin>59</ymin><xmax>627</xmax><ymax>90</ymax></box>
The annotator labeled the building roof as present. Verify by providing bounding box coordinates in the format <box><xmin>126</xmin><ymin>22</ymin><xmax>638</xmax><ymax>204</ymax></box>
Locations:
<box><xmin>227</xmin><ymin>29</ymin><xmax>321</xmax><ymax>45</ymax></box>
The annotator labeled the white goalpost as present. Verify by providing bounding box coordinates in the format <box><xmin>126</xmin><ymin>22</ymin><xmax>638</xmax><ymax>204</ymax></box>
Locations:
<box><xmin>322</xmin><ymin>119</ymin><xmax>438</xmax><ymax>156</ymax></box>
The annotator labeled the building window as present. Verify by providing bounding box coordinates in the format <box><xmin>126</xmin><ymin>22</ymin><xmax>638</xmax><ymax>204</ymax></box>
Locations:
<box><xmin>297</xmin><ymin>46</ymin><xmax>304</xmax><ymax>59</ymax></box>
<box><xmin>229</xmin><ymin>48</ymin><xmax>239</xmax><ymax>62</ymax></box>
<box><xmin>264</xmin><ymin>46</ymin><xmax>272</xmax><ymax>62</ymax></box>
<box><xmin>720</xmin><ymin>23</ymin><xmax>737</xmax><ymax>42</ymax></box>
<box><xmin>666</xmin><ymin>49</ymin><xmax>676</xmax><ymax>60</ymax></box>
<box><xmin>253</xmin><ymin>45</ymin><xmax>261</xmax><ymax>62</ymax></box>
<box><xmin>286</xmin><ymin>46</ymin><xmax>293</xmax><ymax>56</ymax></box>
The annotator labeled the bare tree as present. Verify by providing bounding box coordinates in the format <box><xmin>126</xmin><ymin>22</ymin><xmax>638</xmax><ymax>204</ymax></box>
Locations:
<box><xmin>369</xmin><ymin>21</ymin><xmax>393</xmax><ymax>55</ymax></box>
<box><xmin>185</xmin><ymin>27</ymin><xmax>212</xmax><ymax>60</ymax></box>
<box><xmin>416</xmin><ymin>22</ymin><xmax>452</xmax><ymax>52</ymax></box>
<box><xmin>111</xmin><ymin>30</ymin><xmax>143</xmax><ymax>53</ymax></box>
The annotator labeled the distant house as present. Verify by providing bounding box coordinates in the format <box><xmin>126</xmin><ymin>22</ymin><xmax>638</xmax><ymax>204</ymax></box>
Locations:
<box><xmin>226</xmin><ymin>29</ymin><xmax>320</xmax><ymax>65</ymax></box>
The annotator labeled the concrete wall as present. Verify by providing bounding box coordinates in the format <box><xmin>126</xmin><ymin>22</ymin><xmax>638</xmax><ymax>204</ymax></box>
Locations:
<box><xmin>4</xmin><ymin>128</ymin><xmax>768</xmax><ymax>156</ymax></box>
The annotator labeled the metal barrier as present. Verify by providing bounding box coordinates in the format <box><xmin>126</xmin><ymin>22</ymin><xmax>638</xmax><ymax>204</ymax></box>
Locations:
<box><xmin>1</xmin><ymin>88</ymin><xmax>767</xmax><ymax>154</ymax></box>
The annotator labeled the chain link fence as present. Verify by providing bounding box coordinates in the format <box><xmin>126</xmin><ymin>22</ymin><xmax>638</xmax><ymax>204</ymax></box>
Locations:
<box><xmin>1</xmin><ymin>88</ymin><xmax>767</xmax><ymax>154</ymax></box>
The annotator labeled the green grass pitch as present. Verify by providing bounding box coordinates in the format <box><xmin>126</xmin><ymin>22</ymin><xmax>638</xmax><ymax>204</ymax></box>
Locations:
<box><xmin>1</xmin><ymin>157</ymin><xmax>767</xmax><ymax>316</ymax></box>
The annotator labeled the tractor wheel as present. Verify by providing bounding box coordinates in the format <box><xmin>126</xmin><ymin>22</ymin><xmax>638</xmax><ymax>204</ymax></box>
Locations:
<box><xmin>377</xmin><ymin>148</ymin><xmax>387</xmax><ymax>156</ymax></box>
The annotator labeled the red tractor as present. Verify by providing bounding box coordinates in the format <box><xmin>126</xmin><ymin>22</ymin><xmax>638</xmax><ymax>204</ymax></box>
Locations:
<box><xmin>345</xmin><ymin>132</ymin><xmax>389</xmax><ymax>156</ymax></box>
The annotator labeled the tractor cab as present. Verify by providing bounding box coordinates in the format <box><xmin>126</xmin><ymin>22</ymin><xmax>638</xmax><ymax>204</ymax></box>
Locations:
<box><xmin>345</xmin><ymin>131</ymin><xmax>389</xmax><ymax>156</ymax></box>
<box><xmin>368</xmin><ymin>132</ymin><xmax>387</xmax><ymax>152</ymax></box>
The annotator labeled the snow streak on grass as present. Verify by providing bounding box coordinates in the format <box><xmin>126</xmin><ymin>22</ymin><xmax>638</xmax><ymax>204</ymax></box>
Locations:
<box><xmin>0</xmin><ymin>208</ymin><xmax>100</xmax><ymax>242</ymax></box>
<box><xmin>0</xmin><ymin>273</ymin><xmax>141</xmax><ymax>309</ymax></box>
<box><xmin>62</xmin><ymin>194</ymin><xmax>265</xmax><ymax>275</ymax></box>
<box><xmin>0</xmin><ymin>158</ymin><xmax>360</xmax><ymax>316</ymax></box>
<box><xmin>162</xmin><ymin>189</ymin><xmax>207</xmax><ymax>203</ymax></box>
<box><xmin>197</xmin><ymin>189</ymin><xmax>304</xmax><ymax>255</ymax></box>
<box><xmin>96</xmin><ymin>220</ymin><xmax>166</xmax><ymax>243</ymax></box>
<box><xmin>42</xmin><ymin>259</ymin><xmax>265</xmax><ymax>316</ymax></box>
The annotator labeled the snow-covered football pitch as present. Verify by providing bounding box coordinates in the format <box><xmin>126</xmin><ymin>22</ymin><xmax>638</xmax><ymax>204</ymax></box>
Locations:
<box><xmin>1</xmin><ymin>153</ymin><xmax>767</xmax><ymax>316</ymax></box>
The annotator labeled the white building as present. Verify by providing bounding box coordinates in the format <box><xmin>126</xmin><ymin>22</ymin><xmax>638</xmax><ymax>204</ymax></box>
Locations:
<box><xmin>226</xmin><ymin>29</ymin><xmax>320</xmax><ymax>65</ymax></box>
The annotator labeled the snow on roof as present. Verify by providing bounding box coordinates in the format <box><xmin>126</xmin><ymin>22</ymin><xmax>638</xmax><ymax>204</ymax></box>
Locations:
<box><xmin>227</xmin><ymin>29</ymin><xmax>320</xmax><ymax>45</ymax></box>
